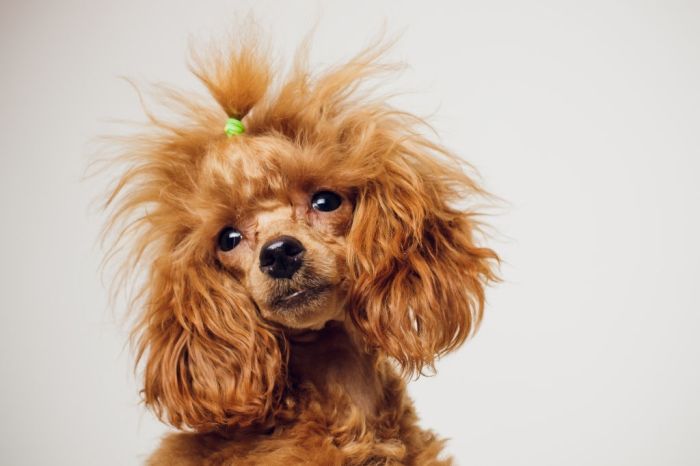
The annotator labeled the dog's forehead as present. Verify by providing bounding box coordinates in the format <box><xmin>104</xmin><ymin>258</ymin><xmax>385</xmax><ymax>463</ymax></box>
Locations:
<box><xmin>201</xmin><ymin>135</ymin><xmax>348</xmax><ymax>200</ymax></box>
<box><xmin>197</xmin><ymin>137</ymin><xmax>286</xmax><ymax>199</ymax></box>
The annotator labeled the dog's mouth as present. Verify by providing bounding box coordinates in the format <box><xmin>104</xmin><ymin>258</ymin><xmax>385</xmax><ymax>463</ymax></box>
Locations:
<box><xmin>269</xmin><ymin>284</ymin><xmax>331</xmax><ymax>310</ymax></box>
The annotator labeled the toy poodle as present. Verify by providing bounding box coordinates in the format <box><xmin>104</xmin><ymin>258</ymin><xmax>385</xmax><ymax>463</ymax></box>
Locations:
<box><xmin>104</xmin><ymin>29</ymin><xmax>498</xmax><ymax>465</ymax></box>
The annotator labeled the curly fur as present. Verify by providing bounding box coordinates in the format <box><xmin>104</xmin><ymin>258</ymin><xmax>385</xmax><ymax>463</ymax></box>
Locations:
<box><xmin>103</xmin><ymin>27</ymin><xmax>498</xmax><ymax>465</ymax></box>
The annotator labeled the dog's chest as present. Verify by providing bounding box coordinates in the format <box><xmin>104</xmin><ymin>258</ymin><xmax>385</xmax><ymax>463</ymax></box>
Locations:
<box><xmin>287</xmin><ymin>326</ymin><xmax>384</xmax><ymax>418</ymax></box>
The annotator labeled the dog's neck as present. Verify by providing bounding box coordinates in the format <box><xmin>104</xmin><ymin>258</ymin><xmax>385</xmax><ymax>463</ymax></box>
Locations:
<box><xmin>285</xmin><ymin>319</ymin><xmax>384</xmax><ymax>417</ymax></box>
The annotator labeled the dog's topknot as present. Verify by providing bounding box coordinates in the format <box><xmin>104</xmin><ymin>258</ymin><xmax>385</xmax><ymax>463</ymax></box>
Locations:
<box><xmin>189</xmin><ymin>34</ymin><xmax>271</xmax><ymax>121</ymax></box>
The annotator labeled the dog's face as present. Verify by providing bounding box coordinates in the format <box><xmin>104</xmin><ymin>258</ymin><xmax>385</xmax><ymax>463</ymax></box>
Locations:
<box><xmin>209</xmin><ymin>138</ymin><xmax>353</xmax><ymax>330</ymax></box>
<box><xmin>105</xmin><ymin>38</ymin><xmax>498</xmax><ymax>432</ymax></box>
<box><xmin>219</xmin><ymin>190</ymin><xmax>349</xmax><ymax>329</ymax></box>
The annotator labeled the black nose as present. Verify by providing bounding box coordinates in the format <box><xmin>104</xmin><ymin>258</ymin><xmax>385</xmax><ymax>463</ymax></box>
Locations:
<box><xmin>259</xmin><ymin>235</ymin><xmax>305</xmax><ymax>279</ymax></box>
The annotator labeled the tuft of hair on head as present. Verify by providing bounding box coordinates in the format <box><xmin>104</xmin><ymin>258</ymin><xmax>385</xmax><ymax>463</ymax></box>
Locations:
<box><xmin>189</xmin><ymin>22</ymin><xmax>272</xmax><ymax>121</ymax></box>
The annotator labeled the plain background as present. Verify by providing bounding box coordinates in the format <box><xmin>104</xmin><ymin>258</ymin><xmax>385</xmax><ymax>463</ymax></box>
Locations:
<box><xmin>1</xmin><ymin>1</ymin><xmax>699</xmax><ymax>465</ymax></box>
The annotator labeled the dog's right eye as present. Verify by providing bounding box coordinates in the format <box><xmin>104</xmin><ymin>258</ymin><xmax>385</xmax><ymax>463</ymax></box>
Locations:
<box><xmin>217</xmin><ymin>227</ymin><xmax>242</xmax><ymax>251</ymax></box>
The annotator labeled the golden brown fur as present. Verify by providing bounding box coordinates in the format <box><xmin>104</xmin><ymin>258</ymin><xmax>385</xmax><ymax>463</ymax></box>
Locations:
<box><xmin>103</xmin><ymin>28</ymin><xmax>498</xmax><ymax>465</ymax></box>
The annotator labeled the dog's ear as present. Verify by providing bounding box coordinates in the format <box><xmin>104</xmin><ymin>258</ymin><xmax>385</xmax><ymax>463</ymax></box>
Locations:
<box><xmin>345</xmin><ymin>126</ymin><xmax>499</xmax><ymax>375</ymax></box>
<box><xmin>135</xmin><ymin>254</ymin><xmax>283</xmax><ymax>431</ymax></box>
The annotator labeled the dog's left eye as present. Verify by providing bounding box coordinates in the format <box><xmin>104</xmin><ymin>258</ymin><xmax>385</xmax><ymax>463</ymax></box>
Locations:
<box><xmin>217</xmin><ymin>227</ymin><xmax>242</xmax><ymax>251</ymax></box>
<box><xmin>311</xmin><ymin>191</ymin><xmax>342</xmax><ymax>212</ymax></box>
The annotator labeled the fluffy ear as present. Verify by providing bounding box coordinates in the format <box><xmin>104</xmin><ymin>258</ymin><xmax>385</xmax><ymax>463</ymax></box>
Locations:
<box><xmin>136</xmin><ymin>255</ymin><xmax>284</xmax><ymax>431</ymax></box>
<box><xmin>346</xmin><ymin>130</ymin><xmax>498</xmax><ymax>375</ymax></box>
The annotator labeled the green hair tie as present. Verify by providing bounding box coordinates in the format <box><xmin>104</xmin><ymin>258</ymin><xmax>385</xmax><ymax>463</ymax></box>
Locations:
<box><xmin>224</xmin><ymin>117</ymin><xmax>245</xmax><ymax>137</ymax></box>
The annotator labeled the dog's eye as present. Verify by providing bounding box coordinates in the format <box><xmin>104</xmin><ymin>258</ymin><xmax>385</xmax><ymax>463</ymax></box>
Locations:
<box><xmin>311</xmin><ymin>191</ymin><xmax>342</xmax><ymax>212</ymax></box>
<box><xmin>217</xmin><ymin>227</ymin><xmax>242</xmax><ymax>251</ymax></box>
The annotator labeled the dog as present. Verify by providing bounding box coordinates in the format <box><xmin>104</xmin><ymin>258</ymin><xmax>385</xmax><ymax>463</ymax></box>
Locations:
<box><xmin>104</xmin><ymin>29</ymin><xmax>498</xmax><ymax>465</ymax></box>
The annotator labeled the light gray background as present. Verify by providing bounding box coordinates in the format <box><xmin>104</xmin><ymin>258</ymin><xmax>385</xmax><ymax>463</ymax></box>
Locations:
<box><xmin>1</xmin><ymin>1</ymin><xmax>699</xmax><ymax>465</ymax></box>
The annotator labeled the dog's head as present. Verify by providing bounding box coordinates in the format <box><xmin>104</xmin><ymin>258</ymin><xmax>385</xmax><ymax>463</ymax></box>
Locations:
<box><xmin>105</xmin><ymin>36</ymin><xmax>498</xmax><ymax>432</ymax></box>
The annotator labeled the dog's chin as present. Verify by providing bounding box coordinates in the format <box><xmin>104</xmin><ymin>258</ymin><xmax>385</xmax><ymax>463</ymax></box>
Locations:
<box><xmin>259</xmin><ymin>284</ymin><xmax>342</xmax><ymax>330</ymax></box>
